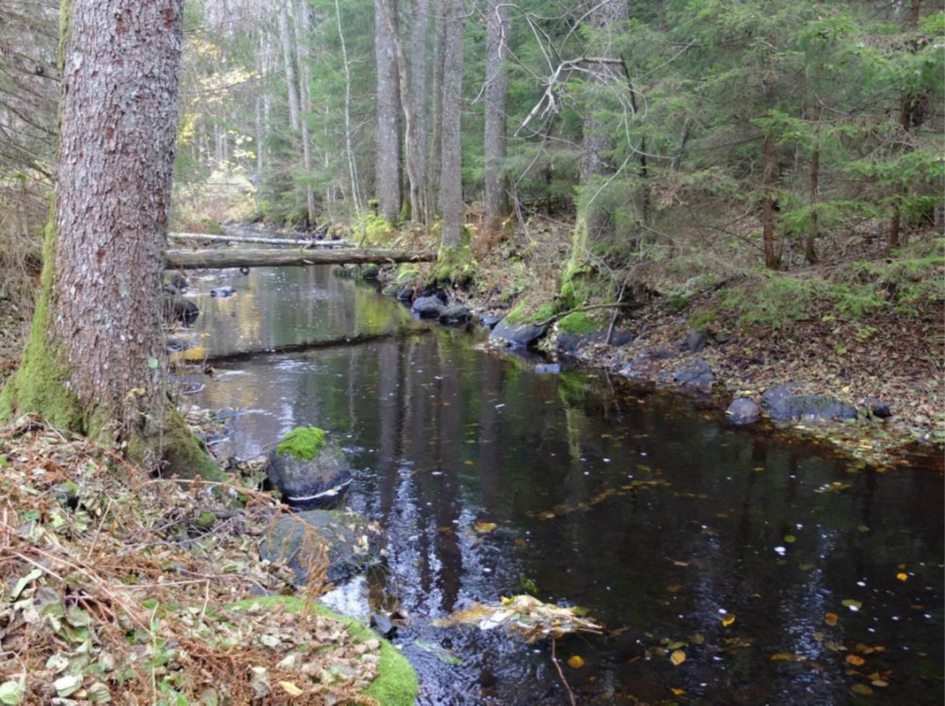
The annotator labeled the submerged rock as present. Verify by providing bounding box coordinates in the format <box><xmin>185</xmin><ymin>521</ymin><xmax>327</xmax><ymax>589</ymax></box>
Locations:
<box><xmin>164</xmin><ymin>273</ymin><xmax>189</xmax><ymax>295</ymax></box>
<box><xmin>727</xmin><ymin>397</ymin><xmax>761</xmax><ymax>424</ymax></box>
<box><xmin>439</xmin><ymin>304</ymin><xmax>471</xmax><ymax>325</ymax></box>
<box><xmin>673</xmin><ymin>357</ymin><xmax>714</xmax><ymax>387</ymax></box>
<box><xmin>411</xmin><ymin>296</ymin><xmax>445</xmax><ymax>319</ymax></box>
<box><xmin>258</xmin><ymin>509</ymin><xmax>381</xmax><ymax>584</ymax></box>
<box><xmin>762</xmin><ymin>383</ymin><xmax>857</xmax><ymax>422</ymax></box>
<box><xmin>534</xmin><ymin>363</ymin><xmax>561</xmax><ymax>374</ymax></box>
<box><xmin>163</xmin><ymin>296</ymin><xmax>199</xmax><ymax>326</ymax></box>
<box><xmin>490</xmin><ymin>319</ymin><xmax>548</xmax><ymax>349</ymax></box>
<box><xmin>267</xmin><ymin>427</ymin><xmax>352</xmax><ymax>507</ymax></box>
<box><xmin>210</xmin><ymin>286</ymin><xmax>236</xmax><ymax>298</ymax></box>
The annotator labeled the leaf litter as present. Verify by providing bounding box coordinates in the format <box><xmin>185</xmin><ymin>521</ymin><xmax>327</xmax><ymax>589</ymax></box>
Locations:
<box><xmin>0</xmin><ymin>415</ymin><xmax>390</xmax><ymax>704</ymax></box>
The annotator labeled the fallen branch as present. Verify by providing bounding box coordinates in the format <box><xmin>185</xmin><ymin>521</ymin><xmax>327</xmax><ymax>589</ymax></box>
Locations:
<box><xmin>551</xmin><ymin>638</ymin><xmax>577</xmax><ymax>706</ymax></box>
<box><xmin>166</xmin><ymin>247</ymin><xmax>436</xmax><ymax>270</ymax></box>
<box><xmin>169</xmin><ymin>232</ymin><xmax>351</xmax><ymax>248</ymax></box>
<box><xmin>535</xmin><ymin>302</ymin><xmax>637</xmax><ymax>327</ymax></box>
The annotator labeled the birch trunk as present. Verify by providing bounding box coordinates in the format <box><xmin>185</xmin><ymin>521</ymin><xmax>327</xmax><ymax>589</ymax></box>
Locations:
<box><xmin>374</xmin><ymin>0</ymin><xmax>401</xmax><ymax>222</ymax></box>
<box><xmin>439</xmin><ymin>0</ymin><xmax>465</xmax><ymax>249</ymax></box>
<box><xmin>483</xmin><ymin>0</ymin><xmax>510</xmax><ymax>236</ymax></box>
<box><xmin>1</xmin><ymin>0</ymin><xmax>217</xmax><ymax>478</ymax></box>
<box><xmin>294</xmin><ymin>0</ymin><xmax>316</xmax><ymax>223</ymax></box>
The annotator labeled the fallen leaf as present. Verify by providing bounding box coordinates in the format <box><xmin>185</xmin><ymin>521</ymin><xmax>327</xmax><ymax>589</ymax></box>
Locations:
<box><xmin>670</xmin><ymin>650</ymin><xmax>686</xmax><ymax>666</ymax></box>
<box><xmin>473</xmin><ymin>521</ymin><xmax>498</xmax><ymax>534</ymax></box>
<box><xmin>771</xmin><ymin>653</ymin><xmax>802</xmax><ymax>661</ymax></box>
<box><xmin>896</xmin><ymin>572</ymin><xmax>908</xmax><ymax>582</ymax></box>
<box><xmin>721</xmin><ymin>615</ymin><xmax>736</xmax><ymax>627</ymax></box>
<box><xmin>846</xmin><ymin>655</ymin><xmax>866</xmax><ymax>667</ymax></box>
<box><xmin>871</xmin><ymin>680</ymin><xmax>889</xmax><ymax>688</ymax></box>
<box><xmin>841</xmin><ymin>599</ymin><xmax>862</xmax><ymax>611</ymax></box>
<box><xmin>851</xmin><ymin>684</ymin><xmax>873</xmax><ymax>695</ymax></box>
<box><xmin>783</xmin><ymin>535</ymin><xmax>797</xmax><ymax>543</ymax></box>
<box><xmin>670</xmin><ymin>687</ymin><xmax>687</xmax><ymax>696</ymax></box>
<box><xmin>824</xmin><ymin>612</ymin><xmax>839</xmax><ymax>626</ymax></box>
<box><xmin>279</xmin><ymin>681</ymin><xmax>303</xmax><ymax>697</ymax></box>
<box><xmin>567</xmin><ymin>655</ymin><xmax>584</xmax><ymax>669</ymax></box>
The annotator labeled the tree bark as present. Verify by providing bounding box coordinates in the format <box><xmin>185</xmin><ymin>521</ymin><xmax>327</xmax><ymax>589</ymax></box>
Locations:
<box><xmin>294</xmin><ymin>0</ymin><xmax>316</xmax><ymax>224</ymax></box>
<box><xmin>279</xmin><ymin>2</ymin><xmax>301</xmax><ymax>132</ymax></box>
<box><xmin>483</xmin><ymin>0</ymin><xmax>510</xmax><ymax>236</ymax></box>
<box><xmin>0</xmin><ymin>0</ymin><xmax>192</xmax><ymax>451</ymax></box>
<box><xmin>429</xmin><ymin>0</ymin><xmax>447</xmax><ymax>214</ymax></box>
<box><xmin>334</xmin><ymin>0</ymin><xmax>363</xmax><ymax>215</ymax></box>
<box><xmin>374</xmin><ymin>0</ymin><xmax>401</xmax><ymax>222</ymax></box>
<box><xmin>166</xmin><ymin>247</ymin><xmax>436</xmax><ymax>270</ymax></box>
<box><xmin>408</xmin><ymin>0</ymin><xmax>430</xmax><ymax>222</ymax></box>
<box><xmin>762</xmin><ymin>130</ymin><xmax>781</xmax><ymax>270</ymax></box>
<box><xmin>439</xmin><ymin>0</ymin><xmax>465</xmax><ymax>249</ymax></box>
<box><xmin>579</xmin><ymin>0</ymin><xmax>627</xmax><ymax>250</ymax></box>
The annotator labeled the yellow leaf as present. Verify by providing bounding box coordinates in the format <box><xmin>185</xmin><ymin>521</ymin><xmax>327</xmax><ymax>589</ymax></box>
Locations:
<box><xmin>474</xmin><ymin>521</ymin><xmax>498</xmax><ymax>534</ymax></box>
<box><xmin>670</xmin><ymin>688</ymin><xmax>687</xmax><ymax>696</ymax></box>
<box><xmin>896</xmin><ymin>572</ymin><xmax>908</xmax><ymax>582</ymax></box>
<box><xmin>851</xmin><ymin>684</ymin><xmax>873</xmax><ymax>695</ymax></box>
<box><xmin>846</xmin><ymin>654</ymin><xmax>866</xmax><ymax>667</ymax></box>
<box><xmin>721</xmin><ymin>615</ymin><xmax>736</xmax><ymax>627</ymax></box>
<box><xmin>566</xmin><ymin>655</ymin><xmax>584</xmax><ymax>669</ymax></box>
<box><xmin>824</xmin><ymin>612</ymin><xmax>839</xmax><ymax>626</ymax></box>
<box><xmin>871</xmin><ymin>680</ymin><xmax>889</xmax><ymax>688</ymax></box>
<box><xmin>280</xmin><ymin>681</ymin><xmax>304</xmax><ymax>697</ymax></box>
<box><xmin>670</xmin><ymin>650</ymin><xmax>686</xmax><ymax>666</ymax></box>
<box><xmin>771</xmin><ymin>653</ymin><xmax>801</xmax><ymax>661</ymax></box>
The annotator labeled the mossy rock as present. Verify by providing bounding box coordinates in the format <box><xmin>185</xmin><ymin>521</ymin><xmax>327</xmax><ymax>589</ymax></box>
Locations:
<box><xmin>229</xmin><ymin>596</ymin><xmax>419</xmax><ymax>706</ymax></box>
<box><xmin>269</xmin><ymin>427</ymin><xmax>351</xmax><ymax>507</ymax></box>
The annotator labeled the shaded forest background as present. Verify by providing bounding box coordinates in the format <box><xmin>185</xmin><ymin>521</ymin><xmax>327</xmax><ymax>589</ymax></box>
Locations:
<box><xmin>1</xmin><ymin>0</ymin><xmax>943</xmax><ymax>337</ymax></box>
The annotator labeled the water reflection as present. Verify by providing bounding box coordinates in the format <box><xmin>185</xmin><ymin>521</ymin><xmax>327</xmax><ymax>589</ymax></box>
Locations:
<box><xmin>192</xmin><ymin>266</ymin><xmax>943</xmax><ymax>705</ymax></box>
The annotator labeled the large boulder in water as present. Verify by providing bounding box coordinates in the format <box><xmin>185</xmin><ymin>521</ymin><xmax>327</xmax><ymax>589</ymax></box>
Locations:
<box><xmin>762</xmin><ymin>383</ymin><xmax>857</xmax><ymax>422</ymax></box>
<box><xmin>267</xmin><ymin>427</ymin><xmax>352</xmax><ymax>508</ymax></box>
<box><xmin>163</xmin><ymin>296</ymin><xmax>199</xmax><ymax>326</ymax></box>
<box><xmin>259</xmin><ymin>508</ymin><xmax>381</xmax><ymax>584</ymax></box>
<box><xmin>439</xmin><ymin>304</ymin><xmax>471</xmax><ymax>325</ymax></box>
<box><xmin>726</xmin><ymin>397</ymin><xmax>761</xmax><ymax>424</ymax></box>
<box><xmin>490</xmin><ymin>319</ymin><xmax>548</xmax><ymax>349</ymax></box>
<box><xmin>411</xmin><ymin>296</ymin><xmax>445</xmax><ymax>319</ymax></box>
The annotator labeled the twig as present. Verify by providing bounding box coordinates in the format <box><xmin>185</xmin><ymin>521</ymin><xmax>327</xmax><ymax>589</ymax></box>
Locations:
<box><xmin>551</xmin><ymin>637</ymin><xmax>577</xmax><ymax>706</ymax></box>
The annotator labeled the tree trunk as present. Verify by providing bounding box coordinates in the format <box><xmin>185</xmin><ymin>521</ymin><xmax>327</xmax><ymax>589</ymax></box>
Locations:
<box><xmin>279</xmin><ymin>2</ymin><xmax>301</xmax><ymax>133</ymax></box>
<box><xmin>483</xmin><ymin>0</ymin><xmax>510</xmax><ymax>236</ymax></box>
<box><xmin>806</xmin><ymin>143</ymin><xmax>820</xmax><ymax>265</ymax></box>
<box><xmin>573</xmin><ymin>0</ymin><xmax>627</xmax><ymax>263</ymax></box>
<box><xmin>1</xmin><ymin>0</ymin><xmax>217</xmax><ymax>478</ymax></box>
<box><xmin>762</xmin><ymin>130</ymin><xmax>780</xmax><ymax>270</ymax></box>
<box><xmin>374</xmin><ymin>0</ymin><xmax>401</xmax><ymax>222</ymax></box>
<box><xmin>408</xmin><ymin>0</ymin><xmax>430</xmax><ymax>222</ymax></box>
<box><xmin>439</xmin><ymin>0</ymin><xmax>465</xmax><ymax>249</ymax></box>
<box><xmin>429</xmin><ymin>0</ymin><xmax>447</xmax><ymax>214</ymax></box>
<box><xmin>294</xmin><ymin>0</ymin><xmax>316</xmax><ymax>224</ymax></box>
<box><xmin>334</xmin><ymin>0</ymin><xmax>362</xmax><ymax>215</ymax></box>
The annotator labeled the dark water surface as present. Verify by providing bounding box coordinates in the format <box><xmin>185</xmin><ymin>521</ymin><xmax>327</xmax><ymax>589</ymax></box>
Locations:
<box><xmin>189</xmin><ymin>264</ymin><xmax>943</xmax><ymax>705</ymax></box>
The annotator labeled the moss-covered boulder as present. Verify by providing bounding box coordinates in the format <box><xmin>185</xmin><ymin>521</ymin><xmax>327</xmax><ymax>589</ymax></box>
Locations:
<box><xmin>490</xmin><ymin>318</ymin><xmax>548</xmax><ymax>349</ymax></box>
<box><xmin>230</xmin><ymin>596</ymin><xmax>419</xmax><ymax>706</ymax></box>
<box><xmin>259</xmin><ymin>508</ymin><xmax>382</xmax><ymax>584</ymax></box>
<box><xmin>268</xmin><ymin>427</ymin><xmax>352</xmax><ymax>507</ymax></box>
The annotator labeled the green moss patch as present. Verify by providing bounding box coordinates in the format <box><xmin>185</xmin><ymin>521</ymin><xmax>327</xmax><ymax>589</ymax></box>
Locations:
<box><xmin>557</xmin><ymin>311</ymin><xmax>600</xmax><ymax>335</ymax></box>
<box><xmin>230</xmin><ymin>596</ymin><xmax>419</xmax><ymax>706</ymax></box>
<box><xmin>276</xmin><ymin>426</ymin><xmax>328</xmax><ymax>461</ymax></box>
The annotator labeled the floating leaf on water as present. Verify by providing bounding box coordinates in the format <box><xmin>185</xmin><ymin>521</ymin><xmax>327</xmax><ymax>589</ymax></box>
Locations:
<box><xmin>670</xmin><ymin>650</ymin><xmax>686</xmax><ymax>666</ymax></box>
<box><xmin>824</xmin><ymin>612</ymin><xmax>839</xmax><ymax>626</ymax></box>
<box><xmin>846</xmin><ymin>655</ymin><xmax>866</xmax><ymax>667</ymax></box>
<box><xmin>434</xmin><ymin>595</ymin><xmax>601</xmax><ymax>644</ymax></box>
<box><xmin>896</xmin><ymin>572</ymin><xmax>908</xmax><ymax>582</ymax></box>
<box><xmin>841</xmin><ymin>599</ymin><xmax>863</xmax><ymax>611</ymax></box>
<box><xmin>771</xmin><ymin>653</ymin><xmax>803</xmax><ymax>661</ymax></box>
<box><xmin>721</xmin><ymin>615</ymin><xmax>736</xmax><ymax>627</ymax></box>
<box><xmin>670</xmin><ymin>688</ymin><xmax>687</xmax><ymax>696</ymax></box>
<box><xmin>783</xmin><ymin>535</ymin><xmax>797</xmax><ymax>544</ymax></box>
<box><xmin>473</xmin><ymin>521</ymin><xmax>498</xmax><ymax>534</ymax></box>
<box><xmin>871</xmin><ymin>680</ymin><xmax>889</xmax><ymax>688</ymax></box>
<box><xmin>691</xmin><ymin>633</ymin><xmax>705</xmax><ymax>645</ymax></box>
<box><xmin>850</xmin><ymin>684</ymin><xmax>873</xmax><ymax>695</ymax></box>
<box><xmin>567</xmin><ymin>655</ymin><xmax>585</xmax><ymax>669</ymax></box>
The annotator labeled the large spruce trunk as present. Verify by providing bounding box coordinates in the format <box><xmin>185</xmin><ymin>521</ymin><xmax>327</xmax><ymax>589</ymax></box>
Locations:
<box><xmin>439</xmin><ymin>0</ymin><xmax>465</xmax><ymax>249</ymax></box>
<box><xmin>374</xmin><ymin>0</ymin><xmax>401</xmax><ymax>222</ymax></box>
<box><xmin>1</xmin><ymin>0</ymin><xmax>219</xmax><ymax>477</ymax></box>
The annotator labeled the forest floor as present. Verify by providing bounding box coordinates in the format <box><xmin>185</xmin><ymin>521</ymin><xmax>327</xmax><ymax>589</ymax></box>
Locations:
<box><xmin>386</xmin><ymin>213</ymin><xmax>945</xmax><ymax>469</ymax></box>
<box><xmin>0</xmin><ymin>298</ymin><xmax>29</xmax><ymax>388</ymax></box>
<box><xmin>0</xmin><ymin>414</ymin><xmax>416</xmax><ymax>704</ymax></box>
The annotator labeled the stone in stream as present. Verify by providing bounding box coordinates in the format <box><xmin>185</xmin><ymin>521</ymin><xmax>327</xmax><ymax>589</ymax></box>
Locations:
<box><xmin>267</xmin><ymin>427</ymin><xmax>352</xmax><ymax>507</ymax></box>
<box><xmin>480</xmin><ymin>313</ymin><xmax>505</xmax><ymax>329</ymax></box>
<box><xmin>673</xmin><ymin>357</ymin><xmax>715</xmax><ymax>387</ymax></box>
<box><xmin>210</xmin><ymin>285</ymin><xmax>236</xmax><ymax>298</ymax></box>
<box><xmin>490</xmin><ymin>319</ymin><xmax>548</xmax><ymax>349</ymax></box>
<box><xmin>762</xmin><ymin>383</ymin><xmax>858</xmax><ymax>422</ymax></box>
<box><xmin>726</xmin><ymin>397</ymin><xmax>761</xmax><ymax>424</ymax></box>
<box><xmin>411</xmin><ymin>296</ymin><xmax>445</xmax><ymax>319</ymax></box>
<box><xmin>258</xmin><ymin>508</ymin><xmax>381</xmax><ymax>584</ymax></box>
<box><xmin>439</xmin><ymin>304</ymin><xmax>471</xmax><ymax>325</ymax></box>
<box><xmin>164</xmin><ymin>273</ymin><xmax>189</xmax><ymax>294</ymax></box>
<box><xmin>163</xmin><ymin>296</ymin><xmax>199</xmax><ymax>326</ymax></box>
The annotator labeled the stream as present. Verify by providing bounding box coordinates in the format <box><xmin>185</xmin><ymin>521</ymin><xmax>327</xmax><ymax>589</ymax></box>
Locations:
<box><xmin>180</xmin><ymin>261</ymin><xmax>943</xmax><ymax>705</ymax></box>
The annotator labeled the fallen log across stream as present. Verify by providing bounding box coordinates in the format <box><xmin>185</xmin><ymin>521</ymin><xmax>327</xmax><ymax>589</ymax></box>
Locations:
<box><xmin>165</xmin><ymin>247</ymin><xmax>436</xmax><ymax>270</ymax></box>
<box><xmin>171</xmin><ymin>328</ymin><xmax>432</xmax><ymax>366</ymax></box>
<box><xmin>169</xmin><ymin>232</ymin><xmax>352</xmax><ymax>247</ymax></box>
